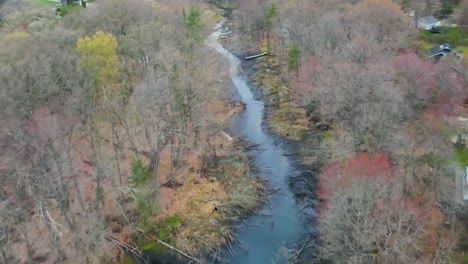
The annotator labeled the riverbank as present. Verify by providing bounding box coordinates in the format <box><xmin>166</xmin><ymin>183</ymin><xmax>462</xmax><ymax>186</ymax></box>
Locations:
<box><xmin>218</xmin><ymin>24</ymin><xmax>308</xmax><ymax>143</ymax></box>
<box><xmin>124</xmin><ymin>11</ymin><xmax>273</xmax><ymax>263</ymax></box>
<box><xmin>217</xmin><ymin>6</ymin><xmax>321</xmax><ymax>207</ymax></box>
<box><xmin>207</xmin><ymin>16</ymin><xmax>315</xmax><ymax>262</ymax></box>
<box><xmin>0</xmin><ymin>2</ymin><xmax>302</xmax><ymax>264</ymax></box>
<box><xmin>220</xmin><ymin>2</ymin><xmax>468</xmax><ymax>263</ymax></box>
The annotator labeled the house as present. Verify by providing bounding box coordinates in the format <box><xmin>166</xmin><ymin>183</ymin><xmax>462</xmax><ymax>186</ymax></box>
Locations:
<box><xmin>427</xmin><ymin>43</ymin><xmax>451</xmax><ymax>59</ymax></box>
<box><xmin>418</xmin><ymin>16</ymin><xmax>441</xmax><ymax>30</ymax></box>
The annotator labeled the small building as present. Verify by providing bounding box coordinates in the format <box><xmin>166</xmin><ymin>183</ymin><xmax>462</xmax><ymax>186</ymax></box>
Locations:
<box><xmin>427</xmin><ymin>43</ymin><xmax>451</xmax><ymax>59</ymax></box>
<box><xmin>418</xmin><ymin>15</ymin><xmax>441</xmax><ymax>30</ymax></box>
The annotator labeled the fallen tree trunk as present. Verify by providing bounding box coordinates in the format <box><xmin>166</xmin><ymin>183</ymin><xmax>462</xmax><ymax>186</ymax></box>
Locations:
<box><xmin>136</xmin><ymin>228</ymin><xmax>201</xmax><ymax>263</ymax></box>
<box><xmin>245</xmin><ymin>143</ymin><xmax>261</xmax><ymax>150</ymax></box>
<box><xmin>106</xmin><ymin>236</ymin><xmax>144</xmax><ymax>262</ymax></box>
<box><xmin>283</xmin><ymin>152</ymin><xmax>299</xmax><ymax>156</ymax></box>
<box><xmin>220</xmin><ymin>130</ymin><xmax>234</xmax><ymax>141</ymax></box>
<box><xmin>219</xmin><ymin>29</ymin><xmax>232</xmax><ymax>36</ymax></box>
<box><xmin>154</xmin><ymin>238</ymin><xmax>200</xmax><ymax>263</ymax></box>
<box><xmin>265</xmin><ymin>98</ymin><xmax>293</xmax><ymax>107</ymax></box>
<box><xmin>245</xmin><ymin>52</ymin><xmax>267</xmax><ymax>60</ymax></box>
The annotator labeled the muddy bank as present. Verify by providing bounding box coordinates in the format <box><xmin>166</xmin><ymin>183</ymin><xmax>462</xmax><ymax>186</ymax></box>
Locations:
<box><xmin>134</xmin><ymin>12</ymin><xmax>317</xmax><ymax>264</ymax></box>
<box><xmin>127</xmin><ymin>105</ymin><xmax>268</xmax><ymax>264</ymax></box>
<box><xmin>207</xmin><ymin>20</ymin><xmax>319</xmax><ymax>263</ymax></box>
<box><xmin>216</xmin><ymin>16</ymin><xmax>321</xmax><ymax>262</ymax></box>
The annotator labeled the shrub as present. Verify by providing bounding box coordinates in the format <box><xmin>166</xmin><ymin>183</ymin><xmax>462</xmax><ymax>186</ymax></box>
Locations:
<box><xmin>130</xmin><ymin>159</ymin><xmax>152</xmax><ymax>186</ymax></box>
<box><xmin>317</xmin><ymin>152</ymin><xmax>393</xmax><ymax>200</ymax></box>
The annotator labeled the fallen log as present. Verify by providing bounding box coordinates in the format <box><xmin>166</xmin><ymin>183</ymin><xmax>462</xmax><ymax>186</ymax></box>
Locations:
<box><xmin>220</xmin><ymin>130</ymin><xmax>234</xmax><ymax>141</ymax></box>
<box><xmin>136</xmin><ymin>228</ymin><xmax>201</xmax><ymax>263</ymax></box>
<box><xmin>294</xmin><ymin>236</ymin><xmax>311</xmax><ymax>260</ymax></box>
<box><xmin>269</xmin><ymin>186</ymin><xmax>281</xmax><ymax>194</ymax></box>
<box><xmin>265</xmin><ymin>98</ymin><xmax>293</xmax><ymax>107</ymax></box>
<box><xmin>244</xmin><ymin>143</ymin><xmax>261</xmax><ymax>150</ymax></box>
<box><xmin>154</xmin><ymin>238</ymin><xmax>200</xmax><ymax>263</ymax></box>
<box><xmin>245</xmin><ymin>52</ymin><xmax>268</xmax><ymax>60</ymax></box>
<box><xmin>106</xmin><ymin>236</ymin><xmax>144</xmax><ymax>262</ymax></box>
<box><xmin>219</xmin><ymin>29</ymin><xmax>232</xmax><ymax>36</ymax></box>
<box><xmin>283</xmin><ymin>152</ymin><xmax>299</xmax><ymax>156</ymax></box>
<box><xmin>162</xmin><ymin>180</ymin><xmax>183</xmax><ymax>188</ymax></box>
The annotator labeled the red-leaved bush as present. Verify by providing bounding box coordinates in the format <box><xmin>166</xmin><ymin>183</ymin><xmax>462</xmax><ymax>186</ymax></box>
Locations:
<box><xmin>317</xmin><ymin>152</ymin><xmax>393</xmax><ymax>200</ymax></box>
<box><xmin>394</xmin><ymin>52</ymin><xmax>466</xmax><ymax>116</ymax></box>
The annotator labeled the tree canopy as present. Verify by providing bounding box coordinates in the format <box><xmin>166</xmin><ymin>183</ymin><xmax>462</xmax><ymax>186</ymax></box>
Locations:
<box><xmin>76</xmin><ymin>31</ymin><xmax>120</xmax><ymax>86</ymax></box>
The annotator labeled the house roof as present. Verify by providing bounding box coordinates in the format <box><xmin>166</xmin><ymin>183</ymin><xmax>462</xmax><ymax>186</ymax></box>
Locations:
<box><xmin>420</xmin><ymin>16</ymin><xmax>438</xmax><ymax>25</ymax></box>
<box><xmin>428</xmin><ymin>43</ymin><xmax>451</xmax><ymax>58</ymax></box>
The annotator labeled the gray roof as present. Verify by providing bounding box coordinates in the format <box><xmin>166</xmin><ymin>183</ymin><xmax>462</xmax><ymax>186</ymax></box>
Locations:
<box><xmin>428</xmin><ymin>43</ymin><xmax>451</xmax><ymax>59</ymax></box>
<box><xmin>420</xmin><ymin>16</ymin><xmax>438</xmax><ymax>25</ymax></box>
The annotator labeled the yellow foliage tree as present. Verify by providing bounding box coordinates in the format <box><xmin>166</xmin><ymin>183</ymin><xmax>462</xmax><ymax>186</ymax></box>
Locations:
<box><xmin>76</xmin><ymin>31</ymin><xmax>120</xmax><ymax>89</ymax></box>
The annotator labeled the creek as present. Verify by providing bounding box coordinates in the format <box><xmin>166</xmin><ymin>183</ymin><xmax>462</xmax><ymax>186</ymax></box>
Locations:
<box><xmin>206</xmin><ymin>22</ymin><xmax>306</xmax><ymax>264</ymax></box>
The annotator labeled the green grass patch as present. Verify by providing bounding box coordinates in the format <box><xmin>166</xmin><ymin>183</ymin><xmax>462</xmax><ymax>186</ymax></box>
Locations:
<box><xmin>122</xmin><ymin>254</ymin><xmax>134</xmax><ymax>264</ymax></box>
<box><xmin>452</xmin><ymin>147</ymin><xmax>468</xmax><ymax>167</ymax></box>
<box><xmin>419</xmin><ymin>26</ymin><xmax>468</xmax><ymax>46</ymax></box>
<box><xmin>141</xmin><ymin>241</ymin><xmax>159</xmax><ymax>251</ymax></box>
<box><xmin>455</xmin><ymin>45</ymin><xmax>468</xmax><ymax>55</ymax></box>
<box><xmin>139</xmin><ymin>241</ymin><xmax>170</xmax><ymax>256</ymax></box>
<box><xmin>418</xmin><ymin>40</ymin><xmax>434</xmax><ymax>51</ymax></box>
<box><xmin>137</xmin><ymin>216</ymin><xmax>182</xmax><ymax>252</ymax></box>
<box><xmin>57</xmin><ymin>4</ymin><xmax>82</xmax><ymax>17</ymax></box>
<box><xmin>156</xmin><ymin>216</ymin><xmax>182</xmax><ymax>241</ymax></box>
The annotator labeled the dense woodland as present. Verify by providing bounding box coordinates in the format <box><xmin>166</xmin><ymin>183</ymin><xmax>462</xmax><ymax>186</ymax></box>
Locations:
<box><xmin>0</xmin><ymin>0</ymin><xmax>467</xmax><ymax>263</ymax></box>
<box><xmin>230</xmin><ymin>0</ymin><xmax>468</xmax><ymax>262</ymax></box>
<box><xmin>0</xmin><ymin>0</ymin><xmax>243</xmax><ymax>262</ymax></box>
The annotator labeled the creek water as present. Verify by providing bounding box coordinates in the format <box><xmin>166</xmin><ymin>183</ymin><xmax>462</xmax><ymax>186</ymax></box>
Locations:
<box><xmin>206</xmin><ymin>23</ymin><xmax>305</xmax><ymax>264</ymax></box>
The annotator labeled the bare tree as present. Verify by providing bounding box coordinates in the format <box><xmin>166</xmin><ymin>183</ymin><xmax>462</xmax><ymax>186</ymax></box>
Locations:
<box><xmin>456</xmin><ymin>0</ymin><xmax>468</xmax><ymax>25</ymax></box>
<box><xmin>319</xmin><ymin>177</ymin><xmax>430</xmax><ymax>263</ymax></box>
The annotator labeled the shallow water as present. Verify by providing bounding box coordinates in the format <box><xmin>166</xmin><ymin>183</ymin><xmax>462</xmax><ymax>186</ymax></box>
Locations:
<box><xmin>207</xmin><ymin>24</ymin><xmax>305</xmax><ymax>264</ymax></box>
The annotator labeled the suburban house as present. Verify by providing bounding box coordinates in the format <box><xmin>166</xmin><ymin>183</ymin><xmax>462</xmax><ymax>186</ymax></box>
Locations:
<box><xmin>427</xmin><ymin>43</ymin><xmax>451</xmax><ymax>59</ymax></box>
<box><xmin>418</xmin><ymin>15</ymin><xmax>441</xmax><ymax>30</ymax></box>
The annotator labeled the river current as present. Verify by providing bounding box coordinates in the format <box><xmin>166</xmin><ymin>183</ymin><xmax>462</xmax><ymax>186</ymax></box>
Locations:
<box><xmin>206</xmin><ymin>22</ymin><xmax>305</xmax><ymax>264</ymax></box>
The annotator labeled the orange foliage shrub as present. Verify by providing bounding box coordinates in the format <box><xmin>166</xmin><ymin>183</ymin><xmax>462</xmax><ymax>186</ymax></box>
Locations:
<box><xmin>317</xmin><ymin>152</ymin><xmax>393</xmax><ymax>200</ymax></box>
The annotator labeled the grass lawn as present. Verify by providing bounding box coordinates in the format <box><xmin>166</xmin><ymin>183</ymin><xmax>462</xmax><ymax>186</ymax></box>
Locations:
<box><xmin>419</xmin><ymin>27</ymin><xmax>468</xmax><ymax>46</ymax></box>
<box><xmin>453</xmin><ymin>147</ymin><xmax>468</xmax><ymax>167</ymax></box>
<box><xmin>418</xmin><ymin>40</ymin><xmax>434</xmax><ymax>50</ymax></box>
<box><xmin>417</xmin><ymin>38</ymin><xmax>467</xmax><ymax>63</ymax></box>
<box><xmin>27</xmin><ymin>0</ymin><xmax>84</xmax><ymax>17</ymax></box>
<box><xmin>455</xmin><ymin>45</ymin><xmax>468</xmax><ymax>54</ymax></box>
<box><xmin>57</xmin><ymin>4</ymin><xmax>82</xmax><ymax>16</ymax></box>
<box><xmin>27</xmin><ymin>0</ymin><xmax>91</xmax><ymax>7</ymax></box>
